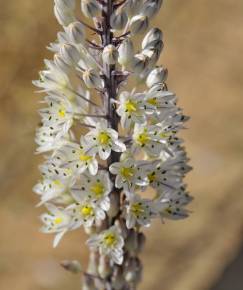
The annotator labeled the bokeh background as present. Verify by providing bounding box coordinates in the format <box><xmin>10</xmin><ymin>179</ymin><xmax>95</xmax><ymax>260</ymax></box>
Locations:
<box><xmin>1</xmin><ymin>0</ymin><xmax>243</xmax><ymax>289</ymax></box>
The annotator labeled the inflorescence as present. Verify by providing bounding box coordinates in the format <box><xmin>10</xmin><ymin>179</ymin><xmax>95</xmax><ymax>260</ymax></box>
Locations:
<box><xmin>33</xmin><ymin>0</ymin><xmax>193</xmax><ymax>289</ymax></box>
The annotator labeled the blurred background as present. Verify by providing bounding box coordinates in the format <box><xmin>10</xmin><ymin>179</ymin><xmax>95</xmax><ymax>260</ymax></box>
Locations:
<box><xmin>1</xmin><ymin>0</ymin><xmax>243</xmax><ymax>289</ymax></box>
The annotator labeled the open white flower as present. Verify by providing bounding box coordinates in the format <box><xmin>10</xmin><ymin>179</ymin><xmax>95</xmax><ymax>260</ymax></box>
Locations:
<box><xmin>124</xmin><ymin>194</ymin><xmax>158</xmax><ymax>229</ymax></box>
<box><xmin>109</xmin><ymin>157</ymin><xmax>151</xmax><ymax>192</ymax></box>
<box><xmin>54</xmin><ymin>140</ymin><xmax>98</xmax><ymax>175</ymax></box>
<box><xmin>67</xmin><ymin>199</ymin><xmax>106</xmax><ymax>228</ymax></box>
<box><xmin>87</xmin><ymin>225</ymin><xmax>124</xmax><ymax>265</ymax></box>
<box><xmin>84</xmin><ymin>120</ymin><xmax>126</xmax><ymax>160</ymax></box>
<box><xmin>71</xmin><ymin>171</ymin><xmax>112</xmax><ymax>211</ymax></box>
<box><xmin>40</xmin><ymin>203</ymin><xmax>72</xmax><ymax>247</ymax></box>
<box><xmin>117</xmin><ymin>91</ymin><xmax>146</xmax><ymax>128</ymax></box>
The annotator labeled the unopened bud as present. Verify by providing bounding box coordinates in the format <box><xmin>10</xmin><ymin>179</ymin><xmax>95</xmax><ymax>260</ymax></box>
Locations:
<box><xmin>124</xmin><ymin>258</ymin><xmax>142</xmax><ymax>284</ymax></box>
<box><xmin>98</xmin><ymin>255</ymin><xmax>111</xmax><ymax>279</ymax></box>
<box><xmin>54</xmin><ymin>0</ymin><xmax>75</xmax><ymax>10</ymax></box>
<box><xmin>125</xmin><ymin>0</ymin><xmax>143</xmax><ymax>17</ymax></box>
<box><xmin>107</xmin><ymin>192</ymin><xmax>120</xmax><ymax>218</ymax></box>
<box><xmin>118</xmin><ymin>38</ymin><xmax>134</xmax><ymax>67</ymax></box>
<box><xmin>111</xmin><ymin>267</ymin><xmax>126</xmax><ymax>290</ymax></box>
<box><xmin>60</xmin><ymin>43</ymin><xmax>80</xmax><ymax>65</ymax></box>
<box><xmin>83</xmin><ymin>69</ymin><xmax>104</xmax><ymax>89</ymax></box>
<box><xmin>60</xmin><ymin>260</ymin><xmax>82</xmax><ymax>273</ymax></box>
<box><xmin>137</xmin><ymin>232</ymin><xmax>146</xmax><ymax>253</ymax></box>
<box><xmin>102</xmin><ymin>45</ymin><xmax>118</xmax><ymax>65</ymax></box>
<box><xmin>132</xmin><ymin>53</ymin><xmax>149</xmax><ymax>74</ymax></box>
<box><xmin>66</xmin><ymin>22</ymin><xmax>85</xmax><ymax>44</ymax></box>
<box><xmin>88</xmin><ymin>251</ymin><xmax>99</xmax><ymax>275</ymax></box>
<box><xmin>83</xmin><ymin>274</ymin><xmax>96</xmax><ymax>290</ymax></box>
<box><xmin>129</xmin><ymin>15</ymin><xmax>149</xmax><ymax>35</ymax></box>
<box><xmin>54</xmin><ymin>53</ymin><xmax>71</xmax><ymax>73</ymax></box>
<box><xmin>81</xmin><ymin>0</ymin><xmax>100</xmax><ymax>18</ymax></box>
<box><xmin>142</xmin><ymin>28</ymin><xmax>163</xmax><ymax>50</ymax></box>
<box><xmin>146</xmin><ymin>66</ymin><xmax>168</xmax><ymax>87</ymax></box>
<box><xmin>111</xmin><ymin>7</ymin><xmax>128</xmax><ymax>30</ymax></box>
<box><xmin>54</xmin><ymin>4</ymin><xmax>76</xmax><ymax>26</ymax></box>
<box><xmin>142</xmin><ymin>0</ymin><xmax>163</xmax><ymax>18</ymax></box>
<box><xmin>125</xmin><ymin>229</ymin><xmax>138</xmax><ymax>254</ymax></box>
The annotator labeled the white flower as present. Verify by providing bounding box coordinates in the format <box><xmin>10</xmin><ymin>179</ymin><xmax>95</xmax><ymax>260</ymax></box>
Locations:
<box><xmin>54</xmin><ymin>140</ymin><xmax>98</xmax><ymax>175</ymax></box>
<box><xmin>84</xmin><ymin>120</ymin><xmax>126</xmax><ymax>160</ymax></box>
<box><xmin>87</xmin><ymin>225</ymin><xmax>124</xmax><ymax>265</ymax></box>
<box><xmin>67</xmin><ymin>199</ymin><xmax>106</xmax><ymax>228</ymax></box>
<box><xmin>60</xmin><ymin>43</ymin><xmax>81</xmax><ymax>66</ymax></box>
<box><xmin>132</xmin><ymin>124</ymin><xmax>171</xmax><ymax>157</ymax></box>
<box><xmin>117</xmin><ymin>91</ymin><xmax>146</xmax><ymax>128</ymax></box>
<box><xmin>66</xmin><ymin>22</ymin><xmax>85</xmax><ymax>44</ymax></box>
<box><xmin>158</xmin><ymin>187</ymin><xmax>192</xmax><ymax>220</ymax></box>
<box><xmin>146</xmin><ymin>66</ymin><xmax>168</xmax><ymax>88</ymax></box>
<box><xmin>71</xmin><ymin>171</ymin><xmax>112</xmax><ymax>211</ymax></box>
<box><xmin>83</xmin><ymin>68</ymin><xmax>104</xmax><ymax>89</ymax></box>
<box><xmin>54</xmin><ymin>0</ymin><xmax>76</xmax><ymax>26</ymax></box>
<box><xmin>34</xmin><ymin>176</ymin><xmax>75</xmax><ymax>206</ymax></box>
<box><xmin>110</xmin><ymin>7</ymin><xmax>128</xmax><ymax>30</ymax></box>
<box><xmin>124</xmin><ymin>194</ymin><xmax>158</xmax><ymax>229</ymax></box>
<box><xmin>40</xmin><ymin>203</ymin><xmax>72</xmax><ymax>247</ymax></box>
<box><xmin>109</xmin><ymin>157</ymin><xmax>150</xmax><ymax>192</ymax></box>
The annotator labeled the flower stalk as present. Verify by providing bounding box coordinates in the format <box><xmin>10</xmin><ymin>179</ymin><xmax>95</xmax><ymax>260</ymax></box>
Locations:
<box><xmin>33</xmin><ymin>0</ymin><xmax>193</xmax><ymax>289</ymax></box>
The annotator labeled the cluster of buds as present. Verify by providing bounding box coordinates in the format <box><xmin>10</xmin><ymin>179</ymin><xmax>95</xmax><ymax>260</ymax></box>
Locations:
<box><xmin>33</xmin><ymin>0</ymin><xmax>193</xmax><ymax>289</ymax></box>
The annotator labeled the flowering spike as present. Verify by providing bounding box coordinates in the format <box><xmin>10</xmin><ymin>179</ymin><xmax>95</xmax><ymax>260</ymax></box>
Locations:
<box><xmin>34</xmin><ymin>1</ymin><xmax>193</xmax><ymax>289</ymax></box>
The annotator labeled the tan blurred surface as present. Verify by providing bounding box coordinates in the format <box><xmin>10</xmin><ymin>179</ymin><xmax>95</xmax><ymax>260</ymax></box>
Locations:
<box><xmin>1</xmin><ymin>1</ymin><xmax>243</xmax><ymax>290</ymax></box>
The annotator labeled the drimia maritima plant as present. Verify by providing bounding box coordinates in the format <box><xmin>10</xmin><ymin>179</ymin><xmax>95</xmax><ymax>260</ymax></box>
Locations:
<box><xmin>33</xmin><ymin>0</ymin><xmax>193</xmax><ymax>289</ymax></box>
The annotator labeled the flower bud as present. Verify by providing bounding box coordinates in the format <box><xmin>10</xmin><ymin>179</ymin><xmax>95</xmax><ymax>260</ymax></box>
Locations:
<box><xmin>110</xmin><ymin>7</ymin><xmax>128</xmax><ymax>30</ymax></box>
<box><xmin>118</xmin><ymin>38</ymin><xmax>134</xmax><ymax>67</ymax></box>
<box><xmin>125</xmin><ymin>229</ymin><xmax>138</xmax><ymax>254</ymax></box>
<box><xmin>141</xmin><ymin>0</ymin><xmax>163</xmax><ymax>18</ymax></box>
<box><xmin>111</xmin><ymin>267</ymin><xmax>126</xmax><ymax>290</ymax></box>
<box><xmin>60</xmin><ymin>260</ymin><xmax>82</xmax><ymax>273</ymax></box>
<box><xmin>107</xmin><ymin>192</ymin><xmax>120</xmax><ymax>218</ymax></box>
<box><xmin>54</xmin><ymin>0</ymin><xmax>75</xmax><ymax>10</ymax></box>
<box><xmin>88</xmin><ymin>251</ymin><xmax>99</xmax><ymax>275</ymax></box>
<box><xmin>142</xmin><ymin>28</ymin><xmax>163</xmax><ymax>50</ymax></box>
<box><xmin>54</xmin><ymin>4</ymin><xmax>76</xmax><ymax>26</ymax></box>
<box><xmin>102</xmin><ymin>44</ymin><xmax>118</xmax><ymax>65</ymax></box>
<box><xmin>129</xmin><ymin>15</ymin><xmax>149</xmax><ymax>35</ymax></box>
<box><xmin>132</xmin><ymin>53</ymin><xmax>149</xmax><ymax>74</ymax></box>
<box><xmin>124</xmin><ymin>258</ymin><xmax>142</xmax><ymax>284</ymax></box>
<box><xmin>125</xmin><ymin>0</ymin><xmax>143</xmax><ymax>17</ymax></box>
<box><xmin>81</xmin><ymin>0</ymin><xmax>100</xmax><ymax>18</ymax></box>
<box><xmin>83</xmin><ymin>69</ymin><xmax>104</xmax><ymax>89</ymax></box>
<box><xmin>146</xmin><ymin>66</ymin><xmax>168</xmax><ymax>87</ymax></box>
<box><xmin>137</xmin><ymin>232</ymin><xmax>146</xmax><ymax>253</ymax></box>
<box><xmin>66</xmin><ymin>22</ymin><xmax>85</xmax><ymax>44</ymax></box>
<box><xmin>83</xmin><ymin>275</ymin><xmax>96</xmax><ymax>290</ymax></box>
<box><xmin>60</xmin><ymin>43</ymin><xmax>80</xmax><ymax>65</ymax></box>
<box><xmin>98</xmin><ymin>255</ymin><xmax>111</xmax><ymax>279</ymax></box>
<box><xmin>54</xmin><ymin>53</ymin><xmax>71</xmax><ymax>73</ymax></box>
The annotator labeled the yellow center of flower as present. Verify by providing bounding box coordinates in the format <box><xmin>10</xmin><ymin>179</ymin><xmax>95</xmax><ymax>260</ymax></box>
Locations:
<box><xmin>131</xmin><ymin>203</ymin><xmax>144</xmax><ymax>215</ymax></box>
<box><xmin>147</xmin><ymin>97</ymin><xmax>157</xmax><ymax>106</ymax></box>
<box><xmin>148</xmin><ymin>172</ymin><xmax>156</xmax><ymax>183</ymax></box>
<box><xmin>160</xmin><ymin>132</ymin><xmax>170</xmax><ymax>138</ymax></box>
<box><xmin>136</xmin><ymin>133</ymin><xmax>150</xmax><ymax>145</ymax></box>
<box><xmin>79</xmin><ymin>153</ymin><xmax>92</xmax><ymax>162</ymax></box>
<box><xmin>53</xmin><ymin>180</ymin><xmax>63</xmax><ymax>187</ymax></box>
<box><xmin>81</xmin><ymin>205</ymin><xmax>93</xmax><ymax>217</ymax></box>
<box><xmin>90</xmin><ymin>183</ymin><xmax>104</xmax><ymax>197</ymax></box>
<box><xmin>120</xmin><ymin>167</ymin><xmax>134</xmax><ymax>179</ymax></box>
<box><xmin>58</xmin><ymin>108</ymin><xmax>66</xmax><ymax>118</ymax></box>
<box><xmin>125</xmin><ymin>100</ymin><xmax>137</xmax><ymax>113</ymax></box>
<box><xmin>104</xmin><ymin>234</ymin><xmax>117</xmax><ymax>247</ymax></box>
<box><xmin>98</xmin><ymin>132</ymin><xmax>110</xmax><ymax>145</ymax></box>
<box><xmin>54</xmin><ymin>217</ymin><xmax>63</xmax><ymax>225</ymax></box>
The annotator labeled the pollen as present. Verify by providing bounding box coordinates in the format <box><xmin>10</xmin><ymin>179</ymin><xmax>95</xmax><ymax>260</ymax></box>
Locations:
<box><xmin>79</xmin><ymin>153</ymin><xmax>92</xmax><ymax>162</ymax></box>
<box><xmin>125</xmin><ymin>100</ymin><xmax>137</xmax><ymax>113</ymax></box>
<box><xmin>131</xmin><ymin>203</ymin><xmax>145</xmax><ymax>215</ymax></box>
<box><xmin>53</xmin><ymin>180</ymin><xmax>63</xmax><ymax>187</ymax></box>
<box><xmin>90</xmin><ymin>182</ymin><xmax>104</xmax><ymax>197</ymax></box>
<box><xmin>147</xmin><ymin>97</ymin><xmax>157</xmax><ymax>106</ymax></box>
<box><xmin>104</xmin><ymin>233</ymin><xmax>117</xmax><ymax>247</ymax></box>
<box><xmin>58</xmin><ymin>108</ymin><xmax>66</xmax><ymax>118</ymax></box>
<box><xmin>54</xmin><ymin>217</ymin><xmax>63</xmax><ymax>225</ymax></box>
<box><xmin>98</xmin><ymin>132</ymin><xmax>110</xmax><ymax>145</ymax></box>
<box><xmin>81</xmin><ymin>205</ymin><xmax>93</xmax><ymax>217</ymax></box>
<box><xmin>120</xmin><ymin>167</ymin><xmax>134</xmax><ymax>179</ymax></box>
<box><xmin>148</xmin><ymin>172</ymin><xmax>156</xmax><ymax>183</ymax></box>
<box><xmin>136</xmin><ymin>133</ymin><xmax>150</xmax><ymax>145</ymax></box>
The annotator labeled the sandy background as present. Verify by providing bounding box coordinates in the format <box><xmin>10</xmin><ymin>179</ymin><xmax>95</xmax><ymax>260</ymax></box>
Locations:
<box><xmin>1</xmin><ymin>0</ymin><xmax>243</xmax><ymax>289</ymax></box>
